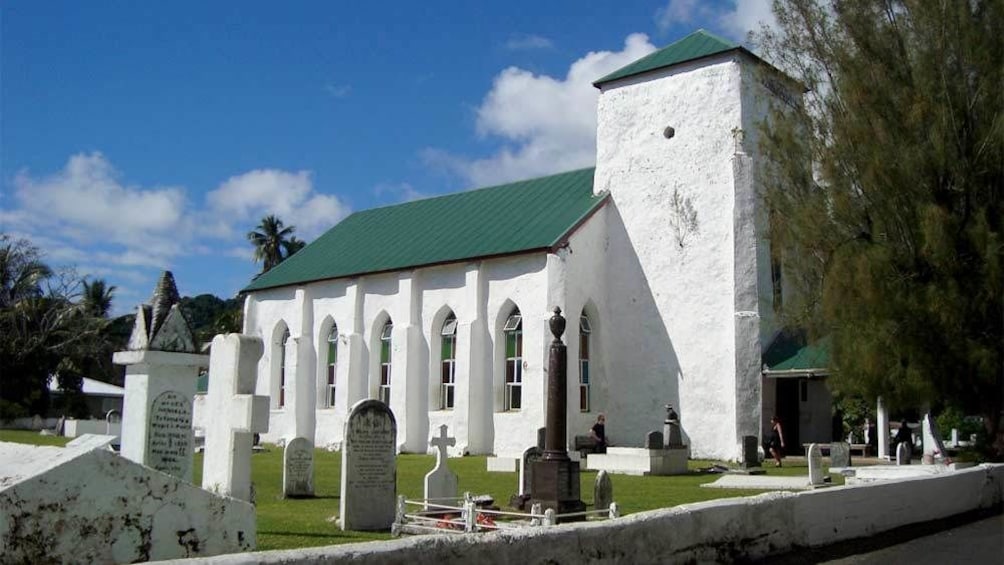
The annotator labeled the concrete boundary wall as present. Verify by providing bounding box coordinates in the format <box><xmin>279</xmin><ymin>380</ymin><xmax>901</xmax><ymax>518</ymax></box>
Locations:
<box><xmin>167</xmin><ymin>464</ymin><xmax>1003</xmax><ymax>565</ymax></box>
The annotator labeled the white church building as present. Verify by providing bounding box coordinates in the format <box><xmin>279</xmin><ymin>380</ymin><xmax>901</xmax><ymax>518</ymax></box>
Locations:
<box><xmin>240</xmin><ymin>30</ymin><xmax>833</xmax><ymax>461</ymax></box>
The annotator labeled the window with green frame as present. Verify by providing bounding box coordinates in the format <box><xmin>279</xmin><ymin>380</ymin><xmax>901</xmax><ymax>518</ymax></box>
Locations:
<box><xmin>379</xmin><ymin>320</ymin><xmax>392</xmax><ymax>404</ymax></box>
<box><xmin>503</xmin><ymin>309</ymin><xmax>522</xmax><ymax>411</ymax></box>
<box><xmin>326</xmin><ymin>325</ymin><xmax>337</xmax><ymax>407</ymax></box>
<box><xmin>440</xmin><ymin>314</ymin><xmax>457</xmax><ymax>410</ymax></box>
<box><xmin>579</xmin><ymin>315</ymin><xmax>591</xmax><ymax>412</ymax></box>
<box><xmin>279</xmin><ymin>328</ymin><xmax>290</xmax><ymax>408</ymax></box>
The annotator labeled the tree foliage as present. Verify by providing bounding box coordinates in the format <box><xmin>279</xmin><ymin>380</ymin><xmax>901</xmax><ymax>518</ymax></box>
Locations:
<box><xmin>756</xmin><ymin>0</ymin><xmax>1003</xmax><ymax>454</ymax></box>
<box><xmin>0</xmin><ymin>235</ymin><xmax>112</xmax><ymax>419</ymax></box>
<box><xmin>247</xmin><ymin>214</ymin><xmax>299</xmax><ymax>273</ymax></box>
<box><xmin>179</xmin><ymin>293</ymin><xmax>243</xmax><ymax>344</ymax></box>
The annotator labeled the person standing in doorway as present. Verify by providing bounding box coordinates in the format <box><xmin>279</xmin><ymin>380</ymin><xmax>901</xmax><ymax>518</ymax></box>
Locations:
<box><xmin>767</xmin><ymin>416</ymin><xmax>786</xmax><ymax>467</ymax></box>
<box><xmin>589</xmin><ymin>413</ymin><xmax>608</xmax><ymax>454</ymax></box>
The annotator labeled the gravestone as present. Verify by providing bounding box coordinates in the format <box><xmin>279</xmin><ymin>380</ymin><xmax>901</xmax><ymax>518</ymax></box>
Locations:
<box><xmin>283</xmin><ymin>437</ymin><xmax>314</xmax><ymax>498</ymax></box>
<box><xmin>664</xmin><ymin>404</ymin><xmax>684</xmax><ymax>448</ymax></box>
<box><xmin>520</xmin><ymin>445</ymin><xmax>544</xmax><ymax>496</ymax></box>
<box><xmin>897</xmin><ymin>441</ymin><xmax>911</xmax><ymax>465</ymax></box>
<box><xmin>644</xmin><ymin>431</ymin><xmax>664</xmax><ymax>450</ymax></box>
<box><xmin>922</xmin><ymin>413</ymin><xmax>949</xmax><ymax>463</ymax></box>
<box><xmin>740</xmin><ymin>435</ymin><xmax>760</xmax><ymax>470</ymax></box>
<box><xmin>594</xmin><ymin>470</ymin><xmax>613</xmax><ymax>512</ymax></box>
<box><xmin>424</xmin><ymin>425</ymin><xmax>458</xmax><ymax>504</ymax></box>
<box><xmin>807</xmin><ymin>443</ymin><xmax>825</xmax><ymax>486</ymax></box>
<box><xmin>340</xmin><ymin>399</ymin><xmax>397</xmax><ymax>531</ymax></box>
<box><xmin>829</xmin><ymin>441</ymin><xmax>851</xmax><ymax>468</ymax></box>
<box><xmin>202</xmin><ymin>334</ymin><xmax>270</xmax><ymax>502</ymax></box>
<box><xmin>113</xmin><ymin>271</ymin><xmax>207</xmax><ymax>482</ymax></box>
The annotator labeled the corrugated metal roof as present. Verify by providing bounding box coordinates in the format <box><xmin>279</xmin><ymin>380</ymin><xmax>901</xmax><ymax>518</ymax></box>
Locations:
<box><xmin>594</xmin><ymin>29</ymin><xmax>741</xmax><ymax>87</ymax></box>
<box><xmin>49</xmin><ymin>377</ymin><xmax>125</xmax><ymax>397</ymax></box>
<box><xmin>244</xmin><ymin>168</ymin><xmax>605</xmax><ymax>292</ymax></box>
<box><xmin>763</xmin><ymin>330</ymin><xmax>831</xmax><ymax>374</ymax></box>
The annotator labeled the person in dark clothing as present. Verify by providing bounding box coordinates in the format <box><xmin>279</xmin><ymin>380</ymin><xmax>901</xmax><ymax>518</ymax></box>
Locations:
<box><xmin>590</xmin><ymin>413</ymin><xmax>608</xmax><ymax>454</ymax></box>
<box><xmin>766</xmin><ymin>415</ymin><xmax>785</xmax><ymax>467</ymax></box>
<box><xmin>893</xmin><ymin>420</ymin><xmax>913</xmax><ymax>457</ymax></box>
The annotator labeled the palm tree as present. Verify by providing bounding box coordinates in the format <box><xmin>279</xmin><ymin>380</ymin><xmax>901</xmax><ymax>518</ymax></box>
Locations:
<box><xmin>0</xmin><ymin>234</ymin><xmax>53</xmax><ymax>309</ymax></box>
<box><xmin>81</xmin><ymin>278</ymin><xmax>116</xmax><ymax>318</ymax></box>
<box><xmin>283</xmin><ymin>236</ymin><xmax>306</xmax><ymax>258</ymax></box>
<box><xmin>247</xmin><ymin>215</ymin><xmax>297</xmax><ymax>273</ymax></box>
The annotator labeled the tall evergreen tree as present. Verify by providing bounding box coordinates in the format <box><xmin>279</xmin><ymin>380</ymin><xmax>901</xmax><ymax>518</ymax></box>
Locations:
<box><xmin>756</xmin><ymin>0</ymin><xmax>1003</xmax><ymax>455</ymax></box>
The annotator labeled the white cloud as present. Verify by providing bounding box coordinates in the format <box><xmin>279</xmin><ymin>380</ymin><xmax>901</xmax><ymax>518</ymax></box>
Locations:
<box><xmin>655</xmin><ymin>0</ymin><xmax>709</xmax><ymax>30</ymax></box>
<box><xmin>206</xmin><ymin>169</ymin><xmax>349</xmax><ymax>239</ymax></box>
<box><xmin>719</xmin><ymin>0</ymin><xmax>777</xmax><ymax>39</ymax></box>
<box><xmin>504</xmin><ymin>34</ymin><xmax>554</xmax><ymax>50</ymax></box>
<box><xmin>374</xmin><ymin>182</ymin><xmax>429</xmax><ymax>203</ymax></box>
<box><xmin>324</xmin><ymin>83</ymin><xmax>352</xmax><ymax>98</ymax></box>
<box><xmin>424</xmin><ymin>33</ymin><xmax>656</xmax><ymax>187</ymax></box>
<box><xmin>8</xmin><ymin>152</ymin><xmax>189</xmax><ymax>265</ymax></box>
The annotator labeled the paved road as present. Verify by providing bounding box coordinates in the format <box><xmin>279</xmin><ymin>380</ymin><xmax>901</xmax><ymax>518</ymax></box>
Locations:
<box><xmin>766</xmin><ymin>512</ymin><xmax>1003</xmax><ymax>564</ymax></box>
<box><xmin>822</xmin><ymin>513</ymin><xmax>1003</xmax><ymax>565</ymax></box>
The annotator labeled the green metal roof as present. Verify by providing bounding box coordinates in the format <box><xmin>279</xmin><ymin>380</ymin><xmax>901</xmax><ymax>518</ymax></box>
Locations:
<box><xmin>244</xmin><ymin>168</ymin><xmax>605</xmax><ymax>292</ymax></box>
<box><xmin>763</xmin><ymin>330</ymin><xmax>831</xmax><ymax>373</ymax></box>
<box><xmin>594</xmin><ymin>29</ymin><xmax>742</xmax><ymax>87</ymax></box>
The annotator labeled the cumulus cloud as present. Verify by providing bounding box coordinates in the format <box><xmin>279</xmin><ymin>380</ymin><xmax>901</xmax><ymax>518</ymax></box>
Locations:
<box><xmin>719</xmin><ymin>0</ymin><xmax>777</xmax><ymax>39</ymax></box>
<box><xmin>324</xmin><ymin>83</ymin><xmax>352</xmax><ymax>98</ymax></box>
<box><xmin>424</xmin><ymin>33</ymin><xmax>656</xmax><ymax>187</ymax></box>
<box><xmin>206</xmin><ymin>169</ymin><xmax>349</xmax><ymax>239</ymax></box>
<box><xmin>655</xmin><ymin>0</ymin><xmax>711</xmax><ymax>30</ymax></box>
<box><xmin>504</xmin><ymin>34</ymin><xmax>554</xmax><ymax>50</ymax></box>
<box><xmin>373</xmin><ymin>182</ymin><xmax>429</xmax><ymax>203</ymax></box>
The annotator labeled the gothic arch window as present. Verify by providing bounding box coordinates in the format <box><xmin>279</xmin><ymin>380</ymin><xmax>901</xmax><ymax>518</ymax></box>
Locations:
<box><xmin>579</xmin><ymin>314</ymin><xmax>591</xmax><ymax>412</ymax></box>
<box><xmin>503</xmin><ymin>308</ymin><xmax>523</xmax><ymax>411</ymax></box>
<box><xmin>278</xmin><ymin>327</ymin><xmax>290</xmax><ymax>408</ymax></box>
<box><xmin>379</xmin><ymin>319</ymin><xmax>393</xmax><ymax>404</ymax></box>
<box><xmin>440</xmin><ymin>313</ymin><xmax>458</xmax><ymax>410</ymax></box>
<box><xmin>325</xmin><ymin>324</ymin><xmax>338</xmax><ymax>408</ymax></box>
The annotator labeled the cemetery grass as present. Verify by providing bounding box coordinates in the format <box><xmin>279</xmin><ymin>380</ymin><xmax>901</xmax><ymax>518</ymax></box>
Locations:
<box><xmin>0</xmin><ymin>429</ymin><xmax>71</xmax><ymax>446</ymax></box>
<box><xmin>196</xmin><ymin>446</ymin><xmax>838</xmax><ymax>551</ymax></box>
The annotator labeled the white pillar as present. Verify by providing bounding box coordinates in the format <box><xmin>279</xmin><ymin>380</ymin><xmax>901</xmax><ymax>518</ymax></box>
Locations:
<box><xmin>292</xmin><ymin>288</ymin><xmax>316</xmax><ymax>444</ymax></box>
<box><xmin>464</xmin><ymin>262</ymin><xmax>493</xmax><ymax>454</ymax></box>
<box><xmin>877</xmin><ymin>396</ymin><xmax>890</xmax><ymax>459</ymax></box>
<box><xmin>344</xmin><ymin>280</ymin><xmax>367</xmax><ymax>409</ymax></box>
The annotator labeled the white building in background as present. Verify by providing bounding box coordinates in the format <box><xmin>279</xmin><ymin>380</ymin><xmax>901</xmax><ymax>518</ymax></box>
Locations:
<box><xmin>240</xmin><ymin>30</ymin><xmax>830</xmax><ymax>461</ymax></box>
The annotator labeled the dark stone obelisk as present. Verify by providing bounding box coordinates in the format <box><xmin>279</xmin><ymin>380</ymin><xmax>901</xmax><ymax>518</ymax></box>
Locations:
<box><xmin>531</xmin><ymin>307</ymin><xmax>586</xmax><ymax>521</ymax></box>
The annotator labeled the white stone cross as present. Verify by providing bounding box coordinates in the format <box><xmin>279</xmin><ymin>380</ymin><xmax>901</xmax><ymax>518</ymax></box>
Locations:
<box><xmin>202</xmin><ymin>334</ymin><xmax>270</xmax><ymax>503</ymax></box>
<box><xmin>424</xmin><ymin>424</ymin><xmax>458</xmax><ymax>504</ymax></box>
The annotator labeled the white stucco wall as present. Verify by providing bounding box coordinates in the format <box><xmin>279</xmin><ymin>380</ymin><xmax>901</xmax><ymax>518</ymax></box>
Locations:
<box><xmin>243</xmin><ymin>252</ymin><xmax>555</xmax><ymax>457</ymax></box>
<box><xmin>595</xmin><ymin>54</ymin><xmax>752</xmax><ymax>459</ymax></box>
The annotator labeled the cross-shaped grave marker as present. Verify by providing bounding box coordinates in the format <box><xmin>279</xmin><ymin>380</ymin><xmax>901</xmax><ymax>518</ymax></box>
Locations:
<box><xmin>202</xmin><ymin>333</ymin><xmax>270</xmax><ymax>503</ymax></box>
<box><xmin>424</xmin><ymin>424</ymin><xmax>458</xmax><ymax>504</ymax></box>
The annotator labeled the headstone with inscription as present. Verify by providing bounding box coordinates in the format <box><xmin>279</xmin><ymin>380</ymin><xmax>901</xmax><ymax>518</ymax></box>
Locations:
<box><xmin>594</xmin><ymin>470</ymin><xmax>613</xmax><ymax>512</ymax></box>
<box><xmin>807</xmin><ymin>443</ymin><xmax>825</xmax><ymax>486</ymax></box>
<box><xmin>644</xmin><ymin>430</ymin><xmax>664</xmax><ymax>450</ymax></box>
<box><xmin>283</xmin><ymin>437</ymin><xmax>314</xmax><ymax>498</ymax></box>
<box><xmin>202</xmin><ymin>333</ymin><xmax>270</xmax><ymax>502</ymax></box>
<box><xmin>340</xmin><ymin>399</ymin><xmax>397</xmax><ymax>531</ymax></box>
<box><xmin>424</xmin><ymin>425</ymin><xmax>458</xmax><ymax>503</ymax></box>
<box><xmin>519</xmin><ymin>445</ymin><xmax>544</xmax><ymax>496</ymax></box>
<box><xmin>829</xmin><ymin>441</ymin><xmax>851</xmax><ymax>468</ymax></box>
<box><xmin>113</xmin><ymin>271</ymin><xmax>207</xmax><ymax>482</ymax></box>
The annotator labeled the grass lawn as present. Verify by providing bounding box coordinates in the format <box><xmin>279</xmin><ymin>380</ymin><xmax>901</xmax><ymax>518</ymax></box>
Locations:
<box><xmin>1</xmin><ymin>430</ymin><xmax>835</xmax><ymax>551</ymax></box>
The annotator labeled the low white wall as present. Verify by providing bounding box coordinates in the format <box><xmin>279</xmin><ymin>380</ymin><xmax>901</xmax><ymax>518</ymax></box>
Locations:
<box><xmin>166</xmin><ymin>464</ymin><xmax>1003</xmax><ymax>564</ymax></box>
<box><xmin>62</xmin><ymin>419</ymin><xmax>121</xmax><ymax>439</ymax></box>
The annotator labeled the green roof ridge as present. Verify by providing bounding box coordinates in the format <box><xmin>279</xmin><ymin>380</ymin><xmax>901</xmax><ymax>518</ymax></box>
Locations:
<box><xmin>244</xmin><ymin>167</ymin><xmax>604</xmax><ymax>292</ymax></box>
<box><xmin>594</xmin><ymin>29</ymin><xmax>740</xmax><ymax>87</ymax></box>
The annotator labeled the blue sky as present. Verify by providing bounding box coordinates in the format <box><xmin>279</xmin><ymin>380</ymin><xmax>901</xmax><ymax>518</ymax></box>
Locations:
<box><xmin>1</xmin><ymin>1</ymin><xmax>774</xmax><ymax>315</ymax></box>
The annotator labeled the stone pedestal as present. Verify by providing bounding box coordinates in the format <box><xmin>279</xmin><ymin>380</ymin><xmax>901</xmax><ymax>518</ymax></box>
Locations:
<box><xmin>531</xmin><ymin>459</ymin><xmax>587</xmax><ymax>518</ymax></box>
<box><xmin>114</xmin><ymin>349</ymin><xmax>207</xmax><ymax>483</ymax></box>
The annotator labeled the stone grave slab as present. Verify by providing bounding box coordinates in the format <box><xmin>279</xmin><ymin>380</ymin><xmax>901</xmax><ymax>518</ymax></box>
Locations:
<box><xmin>701</xmin><ymin>474</ymin><xmax>815</xmax><ymax>491</ymax></box>
<box><xmin>807</xmin><ymin>443</ymin><xmax>826</xmax><ymax>487</ymax></box>
<box><xmin>586</xmin><ymin>446</ymin><xmax>687</xmax><ymax>476</ymax></box>
<box><xmin>829</xmin><ymin>442</ymin><xmax>851</xmax><ymax>468</ymax></box>
<box><xmin>0</xmin><ymin>441</ymin><xmax>255</xmax><ymax>563</ymax></box>
<box><xmin>65</xmin><ymin>434</ymin><xmax>117</xmax><ymax>452</ymax></box>
<box><xmin>594</xmin><ymin>470</ymin><xmax>613</xmax><ymax>512</ymax></box>
<box><xmin>283</xmin><ymin>437</ymin><xmax>314</xmax><ymax>498</ymax></box>
<box><xmin>340</xmin><ymin>399</ymin><xmax>397</xmax><ymax>531</ymax></box>
<box><xmin>424</xmin><ymin>425</ymin><xmax>458</xmax><ymax>504</ymax></box>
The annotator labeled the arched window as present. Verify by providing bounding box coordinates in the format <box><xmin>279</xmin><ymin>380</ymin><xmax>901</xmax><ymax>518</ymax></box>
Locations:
<box><xmin>326</xmin><ymin>325</ymin><xmax>338</xmax><ymax>407</ymax></box>
<box><xmin>503</xmin><ymin>308</ymin><xmax>522</xmax><ymax>411</ymax></box>
<box><xmin>379</xmin><ymin>320</ymin><xmax>393</xmax><ymax>404</ymax></box>
<box><xmin>279</xmin><ymin>328</ymin><xmax>290</xmax><ymax>408</ymax></box>
<box><xmin>440</xmin><ymin>314</ymin><xmax>458</xmax><ymax>410</ymax></box>
<box><xmin>579</xmin><ymin>315</ymin><xmax>591</xmax><ymax>412</ymax></box>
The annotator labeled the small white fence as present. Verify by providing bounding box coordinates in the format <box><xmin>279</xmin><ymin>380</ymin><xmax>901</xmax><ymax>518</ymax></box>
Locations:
<box><xmin>392</xmin><ymin>492</ymin><xmax>619</xmax><ymax>536</ymax></box>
